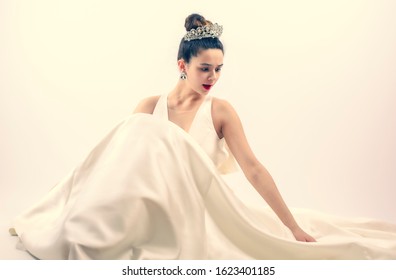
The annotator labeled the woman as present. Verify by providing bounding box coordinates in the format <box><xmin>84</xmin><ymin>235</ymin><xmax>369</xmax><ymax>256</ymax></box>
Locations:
<box><xmin>133</xmin><ymin>14</ymin><xmax>315</xmax><ymax>243</ymax></box>
<box><xmin>11</xmin><ymin>14</ymin><xmax>396</xmax><ymax>259</ymax></box>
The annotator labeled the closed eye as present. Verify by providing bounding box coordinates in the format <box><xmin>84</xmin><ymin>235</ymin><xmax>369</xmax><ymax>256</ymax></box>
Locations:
<box><xmin>200</xmin><ymin>67</ymin><xmax>222</xmax><ymax>72</ymax></box>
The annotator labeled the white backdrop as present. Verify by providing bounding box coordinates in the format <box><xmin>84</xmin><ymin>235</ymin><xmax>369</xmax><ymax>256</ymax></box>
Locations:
<box><xmin>1</xmin><ymin>0</ymin><xmax>395</xmax><ymax>230</ymax></box>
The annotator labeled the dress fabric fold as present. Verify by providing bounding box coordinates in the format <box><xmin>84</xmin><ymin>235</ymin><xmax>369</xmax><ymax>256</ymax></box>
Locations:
<box><xmin>12</xmin><ymin>113</ymin><xmax>396</xmax><ymax>259</ymax></box>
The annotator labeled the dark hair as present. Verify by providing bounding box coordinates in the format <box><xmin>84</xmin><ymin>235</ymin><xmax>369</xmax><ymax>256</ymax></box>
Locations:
<box><xmin>177</xmin><ymin>14</ymin><xmax>224</xmax><ymax>63</ymax></box>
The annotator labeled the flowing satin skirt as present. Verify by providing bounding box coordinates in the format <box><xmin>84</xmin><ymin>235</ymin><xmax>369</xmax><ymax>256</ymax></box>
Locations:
<box><xmin>12</xmin><ymin>114</ymin><xmax>396</xmax><ymax>259</ymax></box>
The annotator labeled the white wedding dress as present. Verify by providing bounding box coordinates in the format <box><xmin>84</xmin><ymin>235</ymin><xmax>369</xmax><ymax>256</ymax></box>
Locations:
<box><xmin>12</xmin><ymin>94</ymin><xmax>396</xmax><ymax>259</ymax></box>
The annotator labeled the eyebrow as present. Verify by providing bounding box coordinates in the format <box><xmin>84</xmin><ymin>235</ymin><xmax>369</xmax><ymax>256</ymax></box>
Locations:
<box><xmin>200</xmin><ymin>63</ymin><xmax>224</xmax><ymax>67</ymax></box>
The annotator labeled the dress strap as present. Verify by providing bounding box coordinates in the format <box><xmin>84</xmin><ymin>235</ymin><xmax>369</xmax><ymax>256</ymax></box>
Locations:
<box><xmin>152</xmin><ymin>94</ymin><xmax>168</xmax><ymax>119</ymax></box>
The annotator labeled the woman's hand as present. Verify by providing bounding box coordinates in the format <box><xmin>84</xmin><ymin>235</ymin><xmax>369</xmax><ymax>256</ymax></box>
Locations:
<box><xmin>291</xmin><ymin>227</ymin><xmax>316</xmax><ymax>242</ymax></box>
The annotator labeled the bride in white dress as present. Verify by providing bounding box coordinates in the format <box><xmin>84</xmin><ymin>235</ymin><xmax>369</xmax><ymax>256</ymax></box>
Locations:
<box><xmin>10</xmin><ymin>14</ymin><xmax>396</xmax><ymax>260</ymax></box>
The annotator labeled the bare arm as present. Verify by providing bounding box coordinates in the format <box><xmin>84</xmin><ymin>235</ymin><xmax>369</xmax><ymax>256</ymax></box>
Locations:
<box><xmin>214</xmin><ymin>99</ymin><xmax>316</xmax><ymax>242</ymax></box>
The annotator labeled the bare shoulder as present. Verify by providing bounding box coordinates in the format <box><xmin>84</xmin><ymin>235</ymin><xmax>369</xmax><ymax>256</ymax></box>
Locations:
<box><xmin>133</xmin><ymin>95</ymin><xmax>161</xmax><ymax>114</ymax></box>
<box><xmin>212</xmin><ymin>97</ymin><xmax>241</xmax><ymax>138</ymax></box>
<box><xmin>212</xmin><ymin>97</ymin><xmax>239</xmax><ymax>120</ymax></box>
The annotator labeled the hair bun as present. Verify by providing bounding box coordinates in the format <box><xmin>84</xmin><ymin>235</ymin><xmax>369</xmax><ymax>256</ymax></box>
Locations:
<box><xmin>184</xmin><ymin>13</ymin><xmax>212</xmax><ymax>31</ymax></box>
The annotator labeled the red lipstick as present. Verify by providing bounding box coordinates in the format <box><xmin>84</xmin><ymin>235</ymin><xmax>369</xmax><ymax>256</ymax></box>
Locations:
<box><xmin>203</xmin><ymin>84</ymin><xmax>212</xmax><ymax>90</ymax></box>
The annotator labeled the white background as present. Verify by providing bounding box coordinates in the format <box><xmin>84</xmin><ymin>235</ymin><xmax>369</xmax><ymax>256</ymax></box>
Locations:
<box><xmin>1</xmin><ymin>0</ymin><xmax>396</xmax><ymax>259</ymax></box>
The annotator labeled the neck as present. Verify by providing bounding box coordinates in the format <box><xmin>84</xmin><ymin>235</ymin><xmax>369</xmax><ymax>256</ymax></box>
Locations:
<box><xmin>169</xmin><ymin>81</ymin><xmax>204</xmax><ymax>103</ymax></box>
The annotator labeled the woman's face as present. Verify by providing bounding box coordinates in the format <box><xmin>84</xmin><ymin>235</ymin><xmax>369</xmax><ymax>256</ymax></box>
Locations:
<box><xmin>183</xmin><ymin>48</ymin><xmax>224</xmax><ymax>95</ymax></box>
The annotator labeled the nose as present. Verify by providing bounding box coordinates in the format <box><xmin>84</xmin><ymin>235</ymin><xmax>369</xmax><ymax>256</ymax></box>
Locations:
<box><xmin>208</xmin><ymin>70</ymin><xmax>217</xmax><ymax>81</ymax></box>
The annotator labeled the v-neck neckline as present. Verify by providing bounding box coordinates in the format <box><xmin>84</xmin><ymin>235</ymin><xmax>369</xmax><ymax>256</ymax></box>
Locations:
<box><xmin>166</xmin><ymin>95</ymin><xmax>209</xmax><ymax>134</ymax></box>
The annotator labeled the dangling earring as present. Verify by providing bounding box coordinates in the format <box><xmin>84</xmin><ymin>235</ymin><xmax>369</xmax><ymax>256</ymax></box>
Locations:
<box><xmin>180</xmin><ymin>71</ymin><xmax>187</xmax><ymax>80</ymax></box>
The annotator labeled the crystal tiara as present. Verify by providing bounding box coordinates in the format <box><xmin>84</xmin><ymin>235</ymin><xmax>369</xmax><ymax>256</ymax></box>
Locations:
<box><xmin>183</xmin><ymin>23</ymin><xmax>223</xmax><ymax>41</ymax></box>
